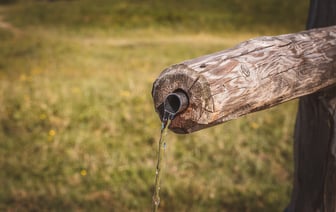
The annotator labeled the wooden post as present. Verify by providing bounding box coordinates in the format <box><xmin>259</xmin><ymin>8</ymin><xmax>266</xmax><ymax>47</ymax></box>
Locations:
<box><xmin>152</xmin><ymin>26</ymin><xmax>336</xmax><ymax>133</ymax></box>
<box><xmin>286</xmin><ymin>0</ymin><xmax>336</xmax><ymax>211</ymax></box>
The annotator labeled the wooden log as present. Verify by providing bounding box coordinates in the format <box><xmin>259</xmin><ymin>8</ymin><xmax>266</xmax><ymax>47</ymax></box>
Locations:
<box><xmin>152</xmin><ymin>25</ymin><xmax>336</xmax><ymax>133</ymax></box>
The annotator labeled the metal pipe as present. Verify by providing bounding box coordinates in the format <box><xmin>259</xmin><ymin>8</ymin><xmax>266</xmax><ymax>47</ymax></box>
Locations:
<box><xmin>164</xmin><ymin>91</ymin><xmax>189</xmax><ymax>117</ymax></box>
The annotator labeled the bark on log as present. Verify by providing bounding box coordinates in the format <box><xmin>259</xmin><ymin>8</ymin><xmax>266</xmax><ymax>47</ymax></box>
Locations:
<box><xmin>152</xmin><ymin>25</ymin><xmax>336</xmax><ymax>134</ymax></box>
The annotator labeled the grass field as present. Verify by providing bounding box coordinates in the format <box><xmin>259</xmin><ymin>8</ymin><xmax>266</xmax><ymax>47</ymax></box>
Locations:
<box><xmin>0</xmin><ymin>0</ymin><xmax>309</xmax><ymax>211</ymax></box>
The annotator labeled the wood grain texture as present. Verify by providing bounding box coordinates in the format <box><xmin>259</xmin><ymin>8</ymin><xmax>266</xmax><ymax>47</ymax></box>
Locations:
<box><xmin>152</xmin><ymin>25</ymin><xmax>336</xmax><ymax>133</ymax></box>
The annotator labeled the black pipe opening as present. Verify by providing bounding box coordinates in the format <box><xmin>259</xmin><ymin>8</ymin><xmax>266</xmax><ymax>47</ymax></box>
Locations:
<box><xmin>164</xmin><ymin>90</ymin><xmax>189</xmax><ymax>116</ymax></box>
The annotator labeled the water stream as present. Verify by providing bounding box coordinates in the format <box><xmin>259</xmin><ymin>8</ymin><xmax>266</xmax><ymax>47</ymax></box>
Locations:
<box><xmin>152</xmin><ymin>112</ymin><xmax>174</xmax><ymax>212</ymax></box>
<box><xmin>152</xmin><ymin>91</ymin><xmax>188</xmax><ymax>212</ymax></box>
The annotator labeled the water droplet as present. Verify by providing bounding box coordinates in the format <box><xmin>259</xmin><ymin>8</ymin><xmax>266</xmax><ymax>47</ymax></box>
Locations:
<box><xmin>168</xmin><ymin>113</ymin><xmax>174</xmax><ymax>120</ymax></box>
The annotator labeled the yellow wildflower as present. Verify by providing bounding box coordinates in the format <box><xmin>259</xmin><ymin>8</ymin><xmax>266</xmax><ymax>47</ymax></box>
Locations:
<box><xmin>49</xmin><ymin>129</ymin><xmax>56</xmax><ymax>136</ymax></box>
<box><xmin>80</xmin><ymin>169</ymin><xmax>87</xmax><ymax>176</ymax></box>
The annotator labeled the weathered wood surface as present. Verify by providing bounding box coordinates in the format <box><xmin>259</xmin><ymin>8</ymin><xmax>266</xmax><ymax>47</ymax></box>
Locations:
<box><xmin>152</xmin><ymin>25</ymin><xmax>336</xmax><ymax>133</ymax></box>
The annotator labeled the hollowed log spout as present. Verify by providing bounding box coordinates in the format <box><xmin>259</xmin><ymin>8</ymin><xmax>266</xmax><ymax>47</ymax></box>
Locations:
<box><xmin>152</xmin><ymin>25</ymin><xmax>336</xmax><ymax>133</ymax></box>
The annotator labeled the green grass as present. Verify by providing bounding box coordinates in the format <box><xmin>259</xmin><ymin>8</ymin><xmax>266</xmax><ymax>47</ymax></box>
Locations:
<box><xmin>0</xmin><ymin>0</ymin><xmax>308</xmax><ymax>211</ymax></box>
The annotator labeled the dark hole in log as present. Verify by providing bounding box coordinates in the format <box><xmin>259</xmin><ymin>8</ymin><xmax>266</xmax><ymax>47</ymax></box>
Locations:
<box><xmin>164</xmin><ymin>90</ymin><xmax>189</xmax><ymax>115</ymax></box>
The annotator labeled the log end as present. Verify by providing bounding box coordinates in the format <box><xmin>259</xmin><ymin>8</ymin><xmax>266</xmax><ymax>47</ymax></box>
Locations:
<box><xmin>151</xmin><ymin>64</ymin><xmax>213</xmax><ymax>133</ymax></box>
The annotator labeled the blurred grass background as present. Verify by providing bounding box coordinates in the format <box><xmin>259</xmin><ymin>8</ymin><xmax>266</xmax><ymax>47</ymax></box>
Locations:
<box><xmin>0</xmin><ymin>0</ymin><xmax>309</xmax><ymax>211</ymax></box>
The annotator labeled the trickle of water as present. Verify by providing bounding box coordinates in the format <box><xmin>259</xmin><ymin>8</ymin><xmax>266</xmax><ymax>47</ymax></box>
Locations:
<box><xmin>152</xmin><ymin>111</ymin><xmax>173</xmax><ymax>212</ymax></box>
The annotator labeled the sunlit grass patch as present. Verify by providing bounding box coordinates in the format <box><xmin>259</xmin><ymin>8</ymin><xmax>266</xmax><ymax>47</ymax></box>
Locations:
<box><xmin>0</xmin><ymin>32</ymin><xmax>297</xmax><ymax>211</ymax></box>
